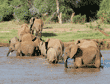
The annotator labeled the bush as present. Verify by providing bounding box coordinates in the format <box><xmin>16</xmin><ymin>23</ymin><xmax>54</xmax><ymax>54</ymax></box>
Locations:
<box><xmin>97</xmin><ymin>0</ymin><xmax>110</xmax><ymax>24</ymax></box>
<box><xmin>11</xmin><ymin>0</ymin><xmax>32</xmax><ymax>23</ymax></box>
<box><xmin>97</xmin><ymin>10</ymin><xmax>110</xmax><ymax>24</ymax></box>
<box><xmin>0</xmin><ymin>0</ymin><xmax>14</xmax><ymax>21</ymax></box>
<box><xmin>73</xmin><ymin>14</ymin><xmax>86</xmax><ymax>24</ymax></box>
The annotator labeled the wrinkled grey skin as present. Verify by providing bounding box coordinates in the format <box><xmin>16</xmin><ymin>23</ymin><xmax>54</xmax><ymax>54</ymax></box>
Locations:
<box><xmin>64</xmin><ymin>40</ymin><xmax>103</xmax><ymax>68</ymax></box>
<box><xmin>7</xmin><ymin>37</ymin><xmax>36</xmax><ymax>57</ymax></box>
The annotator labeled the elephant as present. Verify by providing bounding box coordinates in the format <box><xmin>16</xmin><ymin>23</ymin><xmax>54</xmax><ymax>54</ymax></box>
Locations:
<box><xmin>46</xmin><ymin>38</ymin><xmax>64</xmax><ymax>58</ymax></box>
<box><xmin>38</xmin><ymin>38</ymin><xmax>64</xmax><ymax>63</ymax></box>
<box><xmin>75</xmin><ymin>39</ymin><xmax>104</xmax><ymax>64</ymax></box>
<box><xmin>64</xmin><ymin>39</ymin><xmax>103</xmax><ymax>68</ymax></box>
<box><xmin>30</xmin><ymin>17</ymin><xmax>44</xmax><ymax>37</ymax></box>
<box><xmin>7</xmin><ymin>37</ymin><xmax>36</xmax><ymax>57</ymax></box>
<box><xmin>45</xmin><ymin>38</ymin><xmax>64</xmax><ymax>63</ymax></box>
<box><xmin>20</xmin><ymin>33</ymin><xmax>36</xmax><ymax>42</ymax></box>
<box><xmin>18</xmin><ymin>24</ymin><xmax>30</xmax><ymax>42</ymax></box>
<box><xmin>47</xmin><ymin>48</ymin><xmax>58</xmax><ymax>63</ymax></box>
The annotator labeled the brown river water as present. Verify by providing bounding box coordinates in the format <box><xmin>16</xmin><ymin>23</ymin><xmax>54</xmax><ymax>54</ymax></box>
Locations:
<box><xmin>0</xmin><ymin>47</ymin><xmax>110</xmax><ymax>84</ymax></box>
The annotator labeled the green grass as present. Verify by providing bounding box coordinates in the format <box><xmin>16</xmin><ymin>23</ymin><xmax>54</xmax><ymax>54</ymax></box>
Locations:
<box><xmin>0</xmin><ymin>20</ymin><xmax>110</xmax><ymax>43</ymax></box>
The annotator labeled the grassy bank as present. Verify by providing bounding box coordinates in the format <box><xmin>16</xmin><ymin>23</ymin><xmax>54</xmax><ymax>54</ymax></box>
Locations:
<box><xmin>0</xmin><ymin>20</ymin><xmax>110</xmax><ymax>43</ymax></box>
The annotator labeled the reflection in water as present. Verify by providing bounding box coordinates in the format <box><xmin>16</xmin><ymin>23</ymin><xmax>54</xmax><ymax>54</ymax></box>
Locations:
<box><xmin>64</xmin><ymin>68</ymin><xmax>100</xmax><ymax>73</ymax></box>
<box><xmin>0</xmin><ymin>47</ymin><xmax>110</xmax><ymax>84</ymax></box>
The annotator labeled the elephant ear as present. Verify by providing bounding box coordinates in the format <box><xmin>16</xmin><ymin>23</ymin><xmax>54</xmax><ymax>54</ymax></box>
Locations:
<box><xmin>74</xmin><ymin>40</ymin><xmax>81</xmax><ymax>45</ymax></box>
<box><xmin>70</xmin><ymin>44</ymin><xmax>78</xmax><ymax>59</ymax></box>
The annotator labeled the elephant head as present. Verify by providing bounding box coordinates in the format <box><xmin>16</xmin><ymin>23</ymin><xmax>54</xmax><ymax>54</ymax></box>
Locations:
<box><xmin>47</xmin><ymin>48</ymin><xmax>58</xmax><ymax>64</ymax></box>
<box><xmin>64</xmin><ymin>44</ymin><xmax>79</xmax><ymax>68</ymax></box>
<box><xmin>7</xmin><ymin>37</ymin><xmax>20</xmax><ymax>56</ymax></box>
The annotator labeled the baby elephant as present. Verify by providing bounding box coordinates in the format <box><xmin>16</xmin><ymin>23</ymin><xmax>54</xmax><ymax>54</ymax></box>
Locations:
<box><xmin>47</xmin><ymin>48</ymin><xmax>59</xmax><ymax>64</ymax></box>
<box><xmin>7</xmin><ymin>37</ymin><xmax>36</xmax><ymax>57</ymax></box>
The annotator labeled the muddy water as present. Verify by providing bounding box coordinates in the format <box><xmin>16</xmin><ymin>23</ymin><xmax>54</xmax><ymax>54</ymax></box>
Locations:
<box><xmin>0</xmin><ymin>47</ymin><xmax>110</xmax><ymax>84</ymax></box>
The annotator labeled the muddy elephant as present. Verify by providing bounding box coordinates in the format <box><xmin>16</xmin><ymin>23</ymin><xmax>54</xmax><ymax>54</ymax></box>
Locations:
<box><xmin>7</xmin><ymin>37</ymin><xmax>36</xmax><ymax>57</ymax></box>
<box><xmin>40</xmin><ymin>38</ymin><xmax>64</xmax><ymax>63</ymax></box>
<box><xmin>18</xmin><ymin>24</ymin><xmax>30</xmax><ymax>42</ymax></box>
<box><xmin>64</xmin><ymin>39</ymin><xmax>103</xmax><ymax>68</ymax></box>
<box><xmin>20</xmin><ymin>33</ymin><xmax>36</xmax><ymax>42</ymax></box>
<box><xmin>30</xmin><ymin>17</ymin><xmax>44</xmax><ymax>37</ymax></box>
<box><xmin>75</xmin><ymin>39</ymin><xmax>104</xmax><ymax>63</ymax></box>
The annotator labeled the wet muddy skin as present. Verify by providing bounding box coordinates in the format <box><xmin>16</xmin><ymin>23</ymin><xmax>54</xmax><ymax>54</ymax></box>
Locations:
<box><xmin>0</xmin><ymin>47</ymin><xmax>110</xmax><ymax>84</ymax></box>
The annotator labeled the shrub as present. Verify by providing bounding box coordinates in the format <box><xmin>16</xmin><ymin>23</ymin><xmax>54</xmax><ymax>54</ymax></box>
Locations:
<box><xmin>97</xmin><ymin>0</ymin><xmax>110</xmax><ymax>24</ymax></box>
<box><xmin>0</xmin><ymin>0</ymin><xmax>14</xmax><ymax>21</ymax></box>
<box><xmin>73</xmin><ymin>14</ymin><xmax>86</xmax><ymax>24</ymax></box>
<box><xmin>97</xmin><ymin>10</ymin><xmax>110</xmax><ymax>24</ymax></box>
<box><xmin>11</xmin><ymin>0</ymin><xmax>32</xmax><ymax>23</ymax></box>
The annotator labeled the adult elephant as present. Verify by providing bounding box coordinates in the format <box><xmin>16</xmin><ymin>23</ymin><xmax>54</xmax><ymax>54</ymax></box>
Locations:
<box><xmin>18</xmin><ymin>24</ymin><xmax>30</xmax><ymax>42</ymax></box>
<box><xmin>20</xmin><ymin>33</ymin><xmax>36</xmax><ymax>42</ymax></box>
<box><xmin>38</xmin><ymin>38</ymin><xmax>64</xmax><ymax>63</ymax></box>
<box><xmin>64</xmin><ymin>39</ymin><xmax>103</xmax><ymax>68</ymax></box>
<box><xmin>7</xmin><ymin>37</ymin><xmax>36</xmax><ymax>57</ymax></box>
<box><xmin>30</xmin><ymin>17</ymin><xmax>44</xmax><ymax>37</ymax></box>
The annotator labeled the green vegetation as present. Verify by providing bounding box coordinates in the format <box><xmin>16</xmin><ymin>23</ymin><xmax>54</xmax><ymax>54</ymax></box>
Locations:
<box><xmin>73</xmin><ymin>14</ymin><xmax>86</xmax><ymax>24</ymax></box>
<box><xmin>97</xmin><ymin>0</ymin><xmax>110</xmax><ymax>24</ymax></box>
<box><xmin>0</xmin><ymin>21</ymin><xmax>110</xmax><ymax>43</ymax></box>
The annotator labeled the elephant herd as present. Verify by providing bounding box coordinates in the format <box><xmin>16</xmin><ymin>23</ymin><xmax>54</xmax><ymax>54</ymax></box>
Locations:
<box><xmin>7</xmin><ymin>17</ymin><xmax>104</xmax><ymax>68</ymax></box>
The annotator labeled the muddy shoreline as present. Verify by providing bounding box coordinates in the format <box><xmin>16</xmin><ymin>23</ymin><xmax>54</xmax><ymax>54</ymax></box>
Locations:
<box><xmin>1</xmin><ymin>39</ymin><xmax>110</xmax><ymax>50</ymax></box>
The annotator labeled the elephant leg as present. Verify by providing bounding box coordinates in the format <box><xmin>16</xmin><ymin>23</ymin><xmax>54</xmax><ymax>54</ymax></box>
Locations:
<box><xmin>95</xmin><ymin>55</ymin><xmax>101</xmax><ymax>68</ymax></box>
<box><xmin>74</xmin><ymin>57</ymin><xmax>82</xmax><ymax>68</ymax></box>
<box><xmin>64</xmin><ymin>59</ymin><xmax>68</xmax><ymax>68</ymax></box>
<box><xmin>16</xmin><ymin>52</ymin><xmax>20</xmax><ymax>57</ymax></box>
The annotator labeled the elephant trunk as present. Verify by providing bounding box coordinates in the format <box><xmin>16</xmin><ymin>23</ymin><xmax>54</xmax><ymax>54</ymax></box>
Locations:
<box><xmin>7</xmin><ymin>49</ymin><xmax>12</xmax><ymax>57</ymax></box>
<box><xmin>64</xmin><ymin>56</ymin><xmax>69</xmax><ymax>68</ymax></box>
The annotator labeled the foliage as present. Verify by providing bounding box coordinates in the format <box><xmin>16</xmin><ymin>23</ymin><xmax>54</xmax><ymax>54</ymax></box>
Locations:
<box><xmin>0</xmin><ymin>0</ymin><xmax>13</xmax><ymax>21</ymax></box>
<box><xmin>97</xmin><ymin>0</ymin><xmax>110</xmax><ymax>24</ymax></box>
<box><xmin>73</xmin><ymin>14</ymin><xmax>86</xmax><ymax>24</ymax></box>
<box><xmin>10</xmin><ymin>0</ymin><xmax>32</xmax><ymax>22</ymax></box>
<box><xmin>33</xmin><ymin>0</ymin><xmax>73</xmax><ymax>22</ymax></box>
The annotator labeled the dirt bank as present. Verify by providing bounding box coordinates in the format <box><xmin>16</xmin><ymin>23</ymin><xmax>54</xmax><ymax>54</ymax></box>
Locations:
<box><xmin>0</xmin><ymin>42</ymin><xmax>9</xmax><ymax>47</ymax></box>
<box><xmin>1</xmin><ymin>39</ymin><xmax>110</xmax><ymax>50</ymax></box>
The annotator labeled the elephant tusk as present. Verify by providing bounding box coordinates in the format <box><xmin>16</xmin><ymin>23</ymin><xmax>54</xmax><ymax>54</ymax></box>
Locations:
<box><xmin>9</xmin><ymin>52</ymin><xmax>12</xmax><ymax>55</ymax></box>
